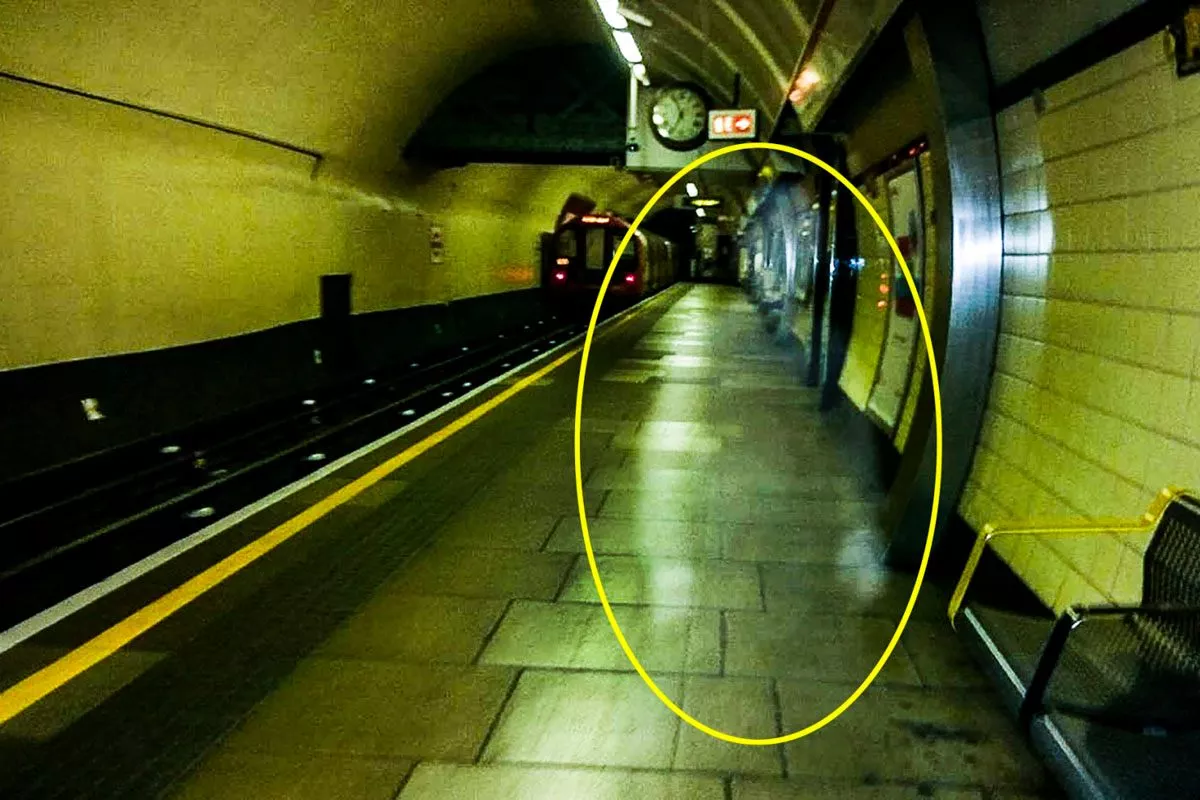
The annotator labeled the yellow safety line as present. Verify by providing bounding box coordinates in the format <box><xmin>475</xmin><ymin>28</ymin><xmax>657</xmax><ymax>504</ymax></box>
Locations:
<box><xmin>0</xmin><ymin>296</ymin><xmax>658</xmax><ymax>725</ymax></box>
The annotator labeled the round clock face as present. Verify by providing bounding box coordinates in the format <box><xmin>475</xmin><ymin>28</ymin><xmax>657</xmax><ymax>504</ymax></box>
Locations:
<box><xmin>649</xmin><ymin>83</ymin><xmax>710</xmax><ymax>152</ymax></box>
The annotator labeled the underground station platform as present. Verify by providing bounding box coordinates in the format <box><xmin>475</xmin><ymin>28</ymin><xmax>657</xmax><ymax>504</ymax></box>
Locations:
<box><xmin>0</xmin><ymin>286</ymin><xmax>1065</xmax><ymax>799</ymax></box>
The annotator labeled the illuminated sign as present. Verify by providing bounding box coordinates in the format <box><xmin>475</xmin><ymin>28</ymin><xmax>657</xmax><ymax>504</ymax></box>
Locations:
<box><xmin>708</xmin><ymin>109</ymin><xmax>756</xmax><ymax>140</ymax></box>
<box><xmin>581</xmin><ymin>215</ymin><xmax>612</xmax><ymax>224</ymax></box>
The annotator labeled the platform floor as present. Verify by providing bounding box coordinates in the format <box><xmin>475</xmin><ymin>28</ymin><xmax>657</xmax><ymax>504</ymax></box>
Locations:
<box><xmin>0</xmin><ymin>285</ymin><xmax>1060</xmax><ymax>798</ymax></box>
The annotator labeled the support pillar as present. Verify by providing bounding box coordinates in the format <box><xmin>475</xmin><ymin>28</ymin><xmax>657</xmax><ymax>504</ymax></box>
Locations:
<box><xmin>883</xmin><ymin>2</ymin><xmax>1003</xmax><ymax>570</ymax></box>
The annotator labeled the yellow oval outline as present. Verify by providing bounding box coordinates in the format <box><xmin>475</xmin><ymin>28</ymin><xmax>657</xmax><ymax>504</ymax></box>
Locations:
<box><xmin>572</xmin><ymin>142</ymin><xmax>944</xmax><ymax>745</ymax></box>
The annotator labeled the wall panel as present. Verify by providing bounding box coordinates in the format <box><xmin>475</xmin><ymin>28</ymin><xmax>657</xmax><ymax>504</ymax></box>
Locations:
<box><xmin>959</xmin><ymin>36</ymin><xmax>1200</xmax><ymax>611</ymax></box>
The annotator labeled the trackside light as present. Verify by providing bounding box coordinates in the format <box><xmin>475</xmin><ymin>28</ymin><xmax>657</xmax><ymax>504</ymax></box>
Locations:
<box><xmin>556</xmin><ymin>257</ymin><xmax>570</xmax><ymax>265</ymax></box>
<box><xmin>624</xmin><ymin>274</ymin><xmax>636</xmax><ymax>284</ymax></box>
<box><xmin>696</xmin><ymin>208</ymin><xmax>706</xmax><ymax>217</ymax></box>
<box><xmin>553</xmin><ymin>270</ymin><xmax>567</xmax><ymax>281</ymax></box>
<box><xmin>612</xmin><ymin>30</ymin><xmax>642</xmax><ymax>64</ymax></box>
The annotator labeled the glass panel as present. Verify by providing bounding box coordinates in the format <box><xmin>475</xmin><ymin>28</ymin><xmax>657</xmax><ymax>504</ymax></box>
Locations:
<box><xmin>585</xmin><ymin>227</ymin><xmax>606</xmax><ymax>271</ymax></box>
<box><xmin>557</xmin><ymin>230</ymin><xmax>577</xmax><ymax>258</ymax></box>
<box><xmin>616</xmin><ymin>235</ymin><xmax>638</xmax><ymax>270</ymax></box>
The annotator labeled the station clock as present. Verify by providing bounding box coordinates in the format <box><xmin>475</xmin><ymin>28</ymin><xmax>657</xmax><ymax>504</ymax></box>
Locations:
<box><xmin>648</xmin><ymin>82</ymin><xmax>711</xmax><ymax>152</ymax></box>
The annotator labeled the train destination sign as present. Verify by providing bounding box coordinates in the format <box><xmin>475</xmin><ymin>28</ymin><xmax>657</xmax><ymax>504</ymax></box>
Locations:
<box><xmin>708</xmin><ymin>109</ymin><xmax>757</xmax><ymax>140</ymax></box>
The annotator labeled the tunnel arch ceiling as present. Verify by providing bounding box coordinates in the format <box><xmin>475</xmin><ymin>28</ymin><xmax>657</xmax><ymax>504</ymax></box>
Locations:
<box><xmin>0</xmin><ymin>0</ymin><xmax>605</xmax><ymax>172</ymax></box>
<box><xmin>405</xmin><ymin>44</ymin><xmax>630</xmax><ymax>167</ymax></box>
<box><xmin>622</xmin><ymin>0</ymin><xmax>815</xmax><ymax>120</ymax></box>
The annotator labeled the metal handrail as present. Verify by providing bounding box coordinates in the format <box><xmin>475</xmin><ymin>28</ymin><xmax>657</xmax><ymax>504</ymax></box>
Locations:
<box><xmin>947</xmin><ymin>487</ymin><xmax>1188</xmax><ymax>626</ymax></box>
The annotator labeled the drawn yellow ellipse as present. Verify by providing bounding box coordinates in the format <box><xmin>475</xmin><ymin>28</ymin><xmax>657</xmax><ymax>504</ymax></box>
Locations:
<box><xmin>572</xmin><ymin>142</ymin><xmax>944</xmax><ymax>745</ymax></box>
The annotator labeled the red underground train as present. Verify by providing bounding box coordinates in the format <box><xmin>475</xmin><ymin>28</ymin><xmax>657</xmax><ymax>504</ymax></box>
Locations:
<box><xmin>545</xmin><ymin>211</ymin><xmax>678</xmax><ymax>300</ymax></box>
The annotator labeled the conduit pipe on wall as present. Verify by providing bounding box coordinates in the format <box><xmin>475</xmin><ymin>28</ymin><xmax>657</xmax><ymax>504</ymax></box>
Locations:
<box><xmin>0</xmin><ymin>70</ymin><xmax>324</xmax><ymax>178</ymax></box>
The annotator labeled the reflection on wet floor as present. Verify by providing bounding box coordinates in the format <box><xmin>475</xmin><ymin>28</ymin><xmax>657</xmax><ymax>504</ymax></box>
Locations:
<box><xmin>168</xmin><ymin>286</ymin><xmax>1058</xmax><ymax>799</ymax></box>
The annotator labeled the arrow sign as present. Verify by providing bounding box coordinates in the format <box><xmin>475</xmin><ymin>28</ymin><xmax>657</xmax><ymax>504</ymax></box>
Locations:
<box><xmin>708</xmin><ymin>109</ymin><xmax>757</xmax><ymax>140</ymax></box>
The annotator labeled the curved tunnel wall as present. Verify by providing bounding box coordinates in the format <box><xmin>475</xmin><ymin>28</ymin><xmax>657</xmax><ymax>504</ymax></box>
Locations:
<box><xmin>0</xmin><ymin>77</ymin><xmax>651</xmax><ymax>370</ymax></box>
<box><xmin>0</xmin><ymin>0</ymin><xmax>657</xmax><ymax>372</ymax></box>
<box><xmin>0</xmin><ymin>0</ymin><xmax>660</xmax><ymax>481</ymax></box>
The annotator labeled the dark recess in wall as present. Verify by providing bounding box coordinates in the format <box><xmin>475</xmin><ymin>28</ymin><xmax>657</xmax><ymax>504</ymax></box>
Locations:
<box><xmin>0</xmin><ymin>288</ymin><xmax>558</xmax><ymax>485</ymax></box>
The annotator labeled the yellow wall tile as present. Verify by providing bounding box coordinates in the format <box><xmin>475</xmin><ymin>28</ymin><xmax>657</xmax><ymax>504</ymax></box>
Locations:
<box><xmin>1088</xmin><ymin>534</ymin><xmax>1127</xmax><ymax>599</ymax></box>
<box><xmin>1042</xmin><ymin>38</ymin><xmax>1163</xmax><ymax>110</ymax></box>
<box><xmin>959</xmin><ymin>31</ymin><xmax>1200</xmax><ymax>611</ymax></box>
<box><xmin>1109</xmin><ymin>544</ymin><xmax>1146</xmax><ymax>604</ymax></box>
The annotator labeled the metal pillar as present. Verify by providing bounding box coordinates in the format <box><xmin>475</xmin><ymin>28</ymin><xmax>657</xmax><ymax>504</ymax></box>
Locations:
<box><xmin>822</xmin><ymin>146</ymin><xmax>857</xmax><ymax>411</ymax></box>
<box><xmin>883</xmin><ymin>3</ymin><xmax>1004</xmax><ymax>570</ymax></box>
<box><xmin>807</xmin><ymin>171</ymin><xmax>833</xmax><ymax>387</ymax></box>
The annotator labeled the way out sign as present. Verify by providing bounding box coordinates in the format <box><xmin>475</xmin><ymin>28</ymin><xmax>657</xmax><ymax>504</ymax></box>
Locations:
<box><xmin>708</xmin><ymin>109</ymin><xmax>757</xmax><ymax>140</ymax></box>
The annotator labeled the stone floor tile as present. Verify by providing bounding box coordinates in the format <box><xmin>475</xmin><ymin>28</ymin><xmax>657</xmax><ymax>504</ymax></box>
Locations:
<box><xmin>433</xmin><ymin>510</ymin><xmax>561</xmax><ymax>552</ymax></box>
<box><xmin>900</xmin><ymin>620</ymin><xmax>993</xmax><ymax>689</ymax></box>
<box><xmin>479</xmin><ymin>600</ymin><xmax>719</xmax><ymax>675</ymax></box>
<box><xmin>559</xmin><ymin>555</ymin><xmax>762</xmax><ymax>609</ymax></box>
<box><xmin>601</xmin><ymin>491</ymin><xmax>878</xmax><ymax>527</ymax></box>
<box><xmin>222</xmin><ymin>660</ymin><xmax>514</xmax><ymax>761</ymax></box>
<box><xmin>779</xmin><ymin>681</ymin><xmax>1053</xmax><ymax>790</ymax></box>
<box><xmin>461</xmin><ymin>485</ymin><xmax>607</xmax><ymax>519</ymax></box>
<box><xmin>545</xmin><ymin>516</ymin><xmax>728</xmax><ymax>559</ymax></box>
<box><xmin>760</xmin><ymin>563</ymin><xmax>944</xmax><ymax>620</ymax></box>
<box><xmin>383</xmin><ymin>546</ymin><xmax>575</xmax><ymax>601</ymax></box>
<box><xmin>610</xmin><ymin>422</ymin><xmax>728</xmax><ymax>453</ymax></box>
<box><xmin>315</xmin><ymin>594</ymin><xmax>505</xmax><ymax>664</ymax></box>
<box><xmin>673</xmin><ymin>676</ymin><xmax>783</xmax><ymax>776</ymax></box>
<box><xmin>399</xmin><ymin>762</ymin><xmax>724</xmax><ymax>799</ymax></box>
<box><xmin>725</xmin><ymin>525</ymin><xmax>887</xmax><ymax>567</ymax></box>
<box><xmin>586</xmin><ymin>465</ymin><xmax>871</xmax><ymax>499</ymax></box>
<box><xmin>481</xmin><ymin>671</ymin><xmax>681</xmax><ymax>769</ymax></box>
<box><xmin>551</xmin><ymin>417</ymin><xmax>642</xmax><ymax>435</ymax></box>
<box><xmin>724</xmin><ymin>611</ymin><xmax>923</xmax><ymax>686</ymax></box>
<box><xmin>174</xmin><ymin>751</ymin><xmax>412</xmax><ymax>800</ymax></box>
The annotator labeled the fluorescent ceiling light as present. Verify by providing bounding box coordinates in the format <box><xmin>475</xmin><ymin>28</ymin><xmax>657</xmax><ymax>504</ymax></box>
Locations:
<box><xmin>596</xmin><ymin>0</ymin><xmax>627</xmax><ymax>29</ymax></box>
<box><xmin>618</xmin><ymin>6</ymin><xmax>654</xmax><ymax>27</ymax></box>
<box><xmin>612</xmin><ymin>29</ymin><xmax>642</xmax><ymax>64</ymax></box>
<box><xmin>686</xmin><ymin>182</ymin><xmax>698</xmax><ymax>197</ymax></box>
<box><xmin>797</xmin><ymin>66</ymin><xmax>821</xmax><ymax>89</ymax></box>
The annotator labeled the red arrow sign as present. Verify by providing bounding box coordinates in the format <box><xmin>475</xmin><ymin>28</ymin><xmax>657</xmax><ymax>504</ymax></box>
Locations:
<box><xmin>709</xmin><ymin>109</ymin><xmax>757</xmax><ymax>140</ymax></box>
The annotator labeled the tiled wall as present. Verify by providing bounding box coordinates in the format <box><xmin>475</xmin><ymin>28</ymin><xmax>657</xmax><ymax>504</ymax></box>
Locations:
<box><xmin>959</xmin><ymin>36</ymin><xmax>1200</xmax><ymax>612</ymax></box>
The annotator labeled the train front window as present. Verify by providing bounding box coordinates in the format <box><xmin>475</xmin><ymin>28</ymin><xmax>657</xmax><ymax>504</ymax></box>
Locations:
<box><xmin>585</xmin><ymin>227</ymin><xmax>606</xmax><ymax>273</ymax></box>
<box><xmin>615</xmin><ymin>237</ymin><xmax>638</xmax><ymax>271</ymax></box>
<box><xmin>556</xmin><ymin>230</ymin><xmax>577</xmax><ymax>258</ymax></box>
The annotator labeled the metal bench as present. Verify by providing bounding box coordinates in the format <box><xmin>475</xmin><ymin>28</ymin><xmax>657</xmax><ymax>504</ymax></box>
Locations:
<box><xmin>948</xmin><ymin>487</ymin><xmax>1200</xmax><ymax>800</ymax></box>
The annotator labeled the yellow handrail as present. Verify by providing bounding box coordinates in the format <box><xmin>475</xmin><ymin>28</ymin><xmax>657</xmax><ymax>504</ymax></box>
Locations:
<box><xmin>947</xmin><ymin>487</ymin><xmax>1186</xmax><ymax>627</ymax></box>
